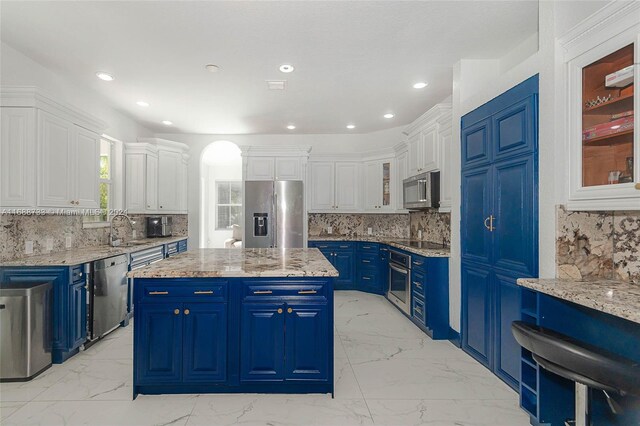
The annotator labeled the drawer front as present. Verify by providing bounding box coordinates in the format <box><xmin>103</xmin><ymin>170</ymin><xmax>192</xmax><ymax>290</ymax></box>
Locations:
<box><xmin>357</xmin><ymin>253</ymin><xmax>378</xmax><ymax>268</ymax></box>
<box><xmin>243</xmin><ymin>281</ymin><xmax>329</xmax><ymax>301</ymax></box>
<box><xmin>131</xmin><ymin>246</ymin><xmax>165</xmax><ymax>266</ymax></box>
<box><xmin>177</xmin><ymin>239</ymin><xmax>187</xmax><ymax>252</ymax></box>
<box><xmin>166</xmin><ymin>242</ymin><xmax>178</xmax><ymax>255</ymax></box>
<box><xmin>309</xmin><ymin>241</ymin><xmax>354</xmax><ymax>251</ymax></box>
<box><xmin>357</xmin><ymin>268</ymin><xmax>379</xmax><ymax>285</ymax></box>
<box><xmin>412</xmin><ymin>256</ymin><xmax>427</xmax><ymax>271</ymax></box>
<box><xmin>71</xmin><ymin>265</ymin><xmax>86</xmax><ymax>283</ymax></box>
<box><xmin>140</xmin><ymin>282</ymin><xmax>227</xmax><ymax>303</ymax></box>
<box><xmin>412</xmin><ymin>296</ymin><xmax>426</xmax><ymax>323</ymax></box>
<box><xmin>357</xmin><ymin>242</ymin><xmax>379</xmax><ymax>252</ymax></box>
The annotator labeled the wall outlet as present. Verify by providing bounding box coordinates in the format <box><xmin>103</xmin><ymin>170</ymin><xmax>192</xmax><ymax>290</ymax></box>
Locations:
<box><xmin>327</xmin><ymin>226</ymin><xmax>333</xmax><ymax>234</ymax></box>
<box><xmin>25</xmin><ymin>241</ymin><xmax>34</xmax><ymax>254</ymax></box>
<box><xmin>367</xmin><ymin>227</ymin><xmax>373</xmax><ymax>235</ymax></box>
<box><xmin>132</xmin><ymin>230</ymin><xmax>137</xmax><ymax>240</ymax></box>
<box><xmin>45</xmin><ymin>238</ymin><xmax>54</xmax><ymax>251</ymax></box>
<box><xmin>418</xmin><ymin>230</ymin><xmax>423</xmax><ymax>239</ymax></box>
<box><xmin>65</xmin><ymin>236</ymin><xmax>72</xmax><ymax>249</ymax></box>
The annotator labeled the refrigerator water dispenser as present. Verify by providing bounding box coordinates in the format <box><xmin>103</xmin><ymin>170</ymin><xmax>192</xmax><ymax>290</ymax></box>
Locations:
<box><xmin>253</xmin><ymin>213</ymin><xmax>269</xmax><ymax>237</ymax></box>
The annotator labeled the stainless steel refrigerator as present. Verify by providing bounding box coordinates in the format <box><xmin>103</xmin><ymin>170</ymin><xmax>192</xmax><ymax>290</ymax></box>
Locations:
<box><xmin>244</xmin><ymin>180</ymin><xmax>304</xmax><ymax>248</ymax></box>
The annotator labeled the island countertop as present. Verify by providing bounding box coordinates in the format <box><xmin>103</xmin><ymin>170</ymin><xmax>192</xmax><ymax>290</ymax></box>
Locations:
<box><xmin>128</xmin><ymin>248</ymin><xmax>339</xmax><ymax>278</ymax></box>
<box><xmin>517</xmin><ymin>278</ymin><xmax>640</xmax><ymax>325</ymax></box>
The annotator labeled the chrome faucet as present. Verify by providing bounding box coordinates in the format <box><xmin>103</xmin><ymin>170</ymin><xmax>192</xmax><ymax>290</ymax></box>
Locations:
<box><xmin>110</xmin><ymin>214</ymin><xmax>135</xmax><ymax>247</ymax></box>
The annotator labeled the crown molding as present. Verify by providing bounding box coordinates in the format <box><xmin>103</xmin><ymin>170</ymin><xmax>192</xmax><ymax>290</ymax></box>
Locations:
<box><xmin>240</xmin><ymin>145</ymin><xmax>312</xmax><ymax>157</ymax></box>
<box><xmin>137</xmin><ymin>137</ymin><xmax>189</xmax><ymax>152</ymax></box>
<box><xmin>402</xmin><ymin>102</ymin><xmax>452</xmax><ymax>136</ymax></box>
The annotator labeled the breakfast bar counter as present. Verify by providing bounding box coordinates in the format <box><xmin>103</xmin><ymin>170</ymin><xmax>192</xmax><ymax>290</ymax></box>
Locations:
<box><xmin>129</xmin><ymin>248</ymin><xmax>338</xmax><ymax>399</ymax></box>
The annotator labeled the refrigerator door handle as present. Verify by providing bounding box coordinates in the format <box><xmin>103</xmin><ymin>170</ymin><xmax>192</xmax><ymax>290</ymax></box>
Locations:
<box><xmin>273</xmin><ymin>192</ymin><xmax>278</xmax><ymax>248</ymax></box>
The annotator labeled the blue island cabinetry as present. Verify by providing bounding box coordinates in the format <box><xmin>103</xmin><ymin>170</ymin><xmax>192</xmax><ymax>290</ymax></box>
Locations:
<box><xmin>133</xmin><ymin>277</ymin><xmax>334</xmax><ymax>398</ymax></box>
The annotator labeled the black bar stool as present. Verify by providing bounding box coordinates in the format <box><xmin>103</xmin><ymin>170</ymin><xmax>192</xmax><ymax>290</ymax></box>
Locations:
<box><xmin>511</xmin><ymin>321</ymin><xmax>640</xmax><ymax>426</ymax></box>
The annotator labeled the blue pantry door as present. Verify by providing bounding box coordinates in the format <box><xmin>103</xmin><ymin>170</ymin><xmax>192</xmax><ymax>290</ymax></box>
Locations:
<box><xmin>461</xmin><ymin>75</ymin><xmax>538</xmax><ymax>391</ymax></box>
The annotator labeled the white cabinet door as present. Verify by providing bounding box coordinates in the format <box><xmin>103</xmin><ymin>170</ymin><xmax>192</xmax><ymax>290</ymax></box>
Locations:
<box><xmin>246</xmin><ymin>157</ymin><xmax>275</xmax><ymax>180</ymax></box>
<box><xmin>407</xmin><ymin>133</ymin><xmax>420</xmax><ymax>177</ymax></box>
<box><xmin>420</xmin><ymin>126</ymin><xmax>439</xmax><ymax>172</ymax></box>
<box><xmin>145</xmin><ymin>154</ymin><xmax>158</xmax><ymax>212</ymax></box>
<box><xmin>363</xmin><ymin>161</ymin><xmax>381</xmax><ymax>210</ymax></box>
<box><xmin>74</xmin><ymin>127</ymin><xmax>100</xmax><ymax>208</ymax></box>
<box><xmin>275</xmin><ymin>157</ymin><xmax>301</xmax><ymax>180</ymax></box>
<box><xmin>38</xmin><ymin>110</ymin><xmax>74</xmax><ymax>207</ymax></box>
<box><xmin>125</xmin><ymin>153</ymin><xmax>146</xmax><ymax>213</ymax></box>
<box><xmin>158</xmin><ymin>150</ymin><xmax>180</xmax><ymax>211</ymax></box>
<box><xmin>309</xmin><ymin>162</ymin><xmax>335</xmax><ymax>210</ymax></box>
<box><xmin>1</xmin><ymin>108</ymin><xmax>35</xmax><ymax>207</ymax></box>
<box><xmin>439</xmin><ymin>130</ymin><xmax>452</xmax><ymax>212</ymax></box>
<box><xmin>179</xmin><ymin>156</ymin><xmax>189</xmax><ymax>213</ymax></box>
<box><xmin>396</xmin><ymin>151</ymin><xmax>407</xmax><ymax>210</ymax></box>
<box><xmin>335</xmin><ymin>162</ymin><xmax>360</xmax><ymax>210</ymax></box>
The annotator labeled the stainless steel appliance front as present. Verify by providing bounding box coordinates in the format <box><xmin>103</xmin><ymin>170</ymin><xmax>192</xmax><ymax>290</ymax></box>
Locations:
<box><xmin>387</xmin><ymin>250</ymin><xmax>411</xmax><ymax>315</ymax></box>
<box><xmin>146</xmin><ymin>216</ymin><xmax>172</xmax><ymax>237</ymax></box>
<box><xmin>403</xmin><ymin>171</ymin><xmax>440</xmax><ymax>210</ymax></box>
<box><xmin>244</xmin><ymin>180</ymin><xmax>304</xmax><ymax>249</ymax></box>
<box><xmin>90</xmin><ymin>254</ymin><xmax>129</xmax><ymax>340</ymax></box>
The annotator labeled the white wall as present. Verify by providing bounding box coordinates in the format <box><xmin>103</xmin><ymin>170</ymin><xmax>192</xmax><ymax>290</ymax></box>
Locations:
<box><xmin>156</xmin><ymin>126</ymin><xmax>407</xmax><ymax>246</ymax></box>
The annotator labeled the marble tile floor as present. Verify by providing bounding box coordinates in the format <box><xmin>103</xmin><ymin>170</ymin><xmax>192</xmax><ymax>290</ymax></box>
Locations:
<box><xmin>1</xmin><ymin>291</ymin><xmax>529</xmax><ymax>425</ymax></box>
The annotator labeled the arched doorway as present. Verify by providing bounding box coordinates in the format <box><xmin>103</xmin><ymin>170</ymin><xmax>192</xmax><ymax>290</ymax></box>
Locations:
<box><xmin>200</xmin><ymin>141</ymin><xmax>242</xmax><ymax>248</ymax></box>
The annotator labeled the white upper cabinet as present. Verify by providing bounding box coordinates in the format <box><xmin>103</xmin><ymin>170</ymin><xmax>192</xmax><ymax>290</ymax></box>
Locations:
<box><xmin>420</xmin><ymin>125</ymin><xmax>439</xmax><ymax>172</ymax></box>
<box><xmin>395</xmin><ymin>147</ymin><xmax>408</xmax><ymax>211</ymax></box>
<box><xmin>438</xmin><ymin>121</ymin><xmax>452</xmax><ymax>212</ymax></box>
<box><xmin>74</xmin><ymin>126</ymin><xmax>100</xmax><ymax>208</ymax></box>
<box><xmin>246</xmin><ymin>157</ymin><xmax>275</xmax><ymax>180</ymax></box>
<box><xmin>334</xmin><ymin>162</ymin><xmax>360</xmax><ymax>210</ymax></box>
<box><xmin>125</xmin><ymin>139</ymin><xmax>189</xmax><ymax>214</ymax></box>
<box><xmin>0</xmin><ymin>108</ymin><xmax>35</xmax><ymax>207</ymax></box>
<box><xmin>562</xmin><ymin>3</ymin><xmax>640</xmax><ymax>210</ymax></box>
<box><xmin>1</xmin><ymin>88</ymin><xmax>107</xmax><ymax>210</ymax></box>
<box><xmin>158</xmin><ymin>150</ymin><xmax>181</xmax><ymax>212</ymax></box>
<box><xmin>309</xmin><ymin>161</ymin><xmax>335</xmax><ymax>210</ymax></box>
<box><xmin>275</xmin><ymin>157</ymin><xmax>302</xmax><ymax>180</ymax></box>
<box><xmin>363</xmin><ymin>159</ymin><xmax>393</xmax><ymax>212</ymax></box>
<box><xmin>407</xmin><ymin>133</ymin><xmax>420</xmax><ymax>177</ymax></box>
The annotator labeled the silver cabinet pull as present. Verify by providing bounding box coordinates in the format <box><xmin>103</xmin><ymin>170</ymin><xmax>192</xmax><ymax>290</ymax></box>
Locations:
<box><xmin>362</xmin><ymin>260</ymin><xmax>371</xmax><ymax>263</ymax></box>
<box><xmin>194</xmin><ymin>290</ymin><xmax>214</xmax><ymax>295</ymax></box>
<box><xmin>298</xmin><ymin>290</ymin><xmax>317</xmax><ymax>294</ymax></box>
<box><xmin>149</xmin><ymin>291</ymin><xmax>168</xmax><ymax>295</ymax></box>
<box><xmin>253</xmin><ymin>290</ymin><xmax>273</xmax><ymax>295</ymax></box>
<box><xmin>362</xmin><ymin>277</ymin><xmax>371</xmax><ymax>280</ymax></box>
<box><xmin>362</xmin><ymin>246</ymin><xmax>371</xmax><ymax>249</ymax></box>
<box><xmin>339</xmin><ymin>245</ymin><xmax>349</xmax><ymax>248</ymax></box>
<box><xmin>413</xmin><ymin>261</ymin><xmax>423</xmax><ymax>266</ymax></box>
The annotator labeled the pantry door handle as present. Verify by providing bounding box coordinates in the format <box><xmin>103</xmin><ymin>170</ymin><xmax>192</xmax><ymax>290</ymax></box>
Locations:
<box><xmin>484</xmin><ymin>215</ymin><xmax>495</xmax><ymax>232</ymax></box>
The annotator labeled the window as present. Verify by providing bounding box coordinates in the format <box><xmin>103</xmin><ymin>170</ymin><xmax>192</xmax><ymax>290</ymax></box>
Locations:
<box><xmin>84</xmin><ymin>139</ymin><xmax>112</xmax><ymax>225</ymax></box>
<box><xmin>216</xmin><ymin>181</ymin><xmax>242</xmax><ymax>230</ymax></box>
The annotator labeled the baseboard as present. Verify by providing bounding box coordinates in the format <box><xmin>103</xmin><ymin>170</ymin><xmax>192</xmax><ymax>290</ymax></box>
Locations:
<box><xmin>448</xmin><ymin>328</ymin><xmax>461</xmax><ymax>347</ymax></box>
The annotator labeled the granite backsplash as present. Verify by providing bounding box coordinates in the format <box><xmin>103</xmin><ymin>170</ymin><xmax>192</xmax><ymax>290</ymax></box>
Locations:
<box><xmin>308</xmin><ymin>210</ymin><xmax>451</xmax><ymax>245</ymax></box>
<box><xmin>0</xmin><ymin>214</ymin><xmax>188</xmax><ymax>262</ymax></box>
<box><xmin>556</xmin><ymin>205</ymin><xmax>639</xmax><ymax>283</ymax></box>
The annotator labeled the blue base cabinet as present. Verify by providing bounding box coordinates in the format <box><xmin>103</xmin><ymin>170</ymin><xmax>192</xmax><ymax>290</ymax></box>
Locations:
<box><xmin>133</xmin><ymin>277</ymin><xmax>334</xmax><ymax>398</ymax></box>
<box><xmin>410</xmin><ymin>255</ymin><xmax>450</xmax><ymax>340</ymax></box>
<box><xmin>0</xmin><ymin>265</ymin><xmax>88</xmax><ymax>363</ymax></box>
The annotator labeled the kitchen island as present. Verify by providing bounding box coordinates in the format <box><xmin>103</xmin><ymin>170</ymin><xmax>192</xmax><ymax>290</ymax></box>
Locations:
<box><xmin>128</xmin><ymin>248</ymin><xmax>338</xmax><ymax>399</ymax></box>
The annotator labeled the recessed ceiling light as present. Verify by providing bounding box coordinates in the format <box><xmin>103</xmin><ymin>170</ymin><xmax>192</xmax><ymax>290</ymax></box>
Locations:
<box><xmin>383</xmin><ymin>113</ymin><xmax>395</xmax><ymax>119</ymax></box>
<box><xmin>286</xmin><ymin>125</ymin><xmax>296</xmax><ymax>130</ymax></box>
<box><xmin>136</xmin><ymin>101</ymin><xmax>149</xmax><ymax>107</ymax></box>
<box><xmin>96</xmin><ymin>72</ymin><xmax>114</xmax><ymax>81</ymax></box>
<box><xmin>162</xmin><ymin>120</ymin><xmax>173</xmax><ymax>126</ymax></box>
<box><xmin>279</xmin><ymin>64</ymin><xmax>295</xmax><ymax>73</ymax></box>
<box><xmin>346</xmin><ymin>124</ymin><xmax>356</xmax><ymax>129</ymax></box>
<box><xmin>205</xmin><ymin>64</ymin><xmax>220</xmax><ymax>73</ymax></box>
<box><xmin>413</xmin><ymin>82</ymin><xmax>428</xmax><ymax>89</ymax></box>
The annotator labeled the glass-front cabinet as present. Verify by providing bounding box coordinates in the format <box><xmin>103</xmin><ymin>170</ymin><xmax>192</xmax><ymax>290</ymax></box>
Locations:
<box><xmin>565</xmin><ymin>11</ymin><xmax>640</xmax><ymax>210</ymax></box>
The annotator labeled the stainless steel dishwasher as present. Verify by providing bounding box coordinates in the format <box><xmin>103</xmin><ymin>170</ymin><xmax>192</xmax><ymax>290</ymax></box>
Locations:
<box><xmin>90</xmin><ymin>254</ymin><xmax>129</xmax><ymax>340</ymax></box>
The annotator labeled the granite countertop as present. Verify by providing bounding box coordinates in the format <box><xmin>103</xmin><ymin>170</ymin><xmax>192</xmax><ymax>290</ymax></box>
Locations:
<box><xmin>128</xmin><ymin>248</ymin><xmax>339</xmax><ymax>279</ymax></box>
<box><xmin>309</xmin><ymin>236</ymin><xmax>450</xmax><ymax>258</ymax></box>
<box><xmin>517</xmin><ymin>278</ymin><xmax>640</xmax><ymax>325</ymax></box>
<box><xmin>1</xmin><ymin>236</ymin><xmax>188</xmax><ymax>267</ymax></box>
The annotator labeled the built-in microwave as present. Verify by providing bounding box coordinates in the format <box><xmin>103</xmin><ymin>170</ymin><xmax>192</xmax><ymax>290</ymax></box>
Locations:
<box><xmin>403</xmin><ymin>171</ymin><xmax>440</xmax><ymax>210</ymax></box>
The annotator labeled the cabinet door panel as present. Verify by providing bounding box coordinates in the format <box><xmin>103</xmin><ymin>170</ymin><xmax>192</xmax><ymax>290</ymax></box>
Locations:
<box><xmin>461</xmin><ymin>119</ymin><xmax>491</xmax><ymax>169</ymax></box>
<box><xmin>333</xmin><ymin>251</ymin><xmax>355</xmax><ymax>289</ymax></box>
<box><xmin>183</xmin><ymin>304</ymin><xmax>227</xmax><ymax>382</ymax></box>
<box><xmin>421</xmin><ymin>126</ymin><xmax>439</xmax><ymax>172</ymax></box>
<box><xmin>439</xmin><ymin>131</ymin><xmax>452</xmax><ymax>211</ymax></box>
<box><xmin>136</xmin><ymin>304</ymin><xmax>183</xmax><ymax>383</ymax></box>
<box><xmin>240</xmin><ymin>303</ymin><xmax>285</xmax><ymax>381</ymax></box>
<box><xmin>461</xmin><ymin>167</ymin><xmax>492</xmax><ymax>265</ymax></box>
<box><xmin>461</xmin><ymin>262</ymin><xmax>491</xmax><ymax>367</ymax></box>
<box><xmin>1</xmin><ymin>108</ymin><xmax>35</xmax><ymax>207</ymax></box>
<box><xmin>38</xmin><ymin>111</ymin><xmax>74</xmax><ymax>207</ymax></box>
<box><xmin>275</xmin><ymin>158</ymin><xmax>300</xmax><ymax>180</ymax></box>
<box><xmin>364</xmin><ymin>161</ymin><xmax>380</xmax><ymax>210</ymax></box>
<box><xmin>285</xmin><ymin>304</ymin><xmax>329</xmax><ymax>381</ymax></box>
<box><xmin>493</xmin><ymin>96</ymin><xmax>536</xmax><ymax>161</ymax></box>
<box><xmin>247</xmin><ymin>157</ymin><xmax>275</xmax><ymax>180</ymax></box>
<box><xmin>146</xmin><ymin>155</ymin><xmax>158</xmax><ymax>211</ymax></box>
<box><xmin>158</xmin><ymin>151</ymin><xmax>180</xmax><ymax>211</ymax></box>
<box><xmin>407</xmin><ymin>133</ymin><xmax>420</xmax><ymax>176</ymax></box>
<box><xmin>493</xmin><ymin>156</ymin><xmax>537</xmax><ymax>276</ymax></box>
<box><xmin>309</xmin><ymin>162</ymin><xmax>335</xmax><ymax>210</ymax></box>
<box><xmin>75</xmin><ymin>127</ymin><xmax>100</xmax><ymax>208</ymax></box>
<box><xmin>125</xmin><ymin>154</ymin><xmax>146</xmax><ymax>212</ymax></box>
<box><xmin>335</xmin><ymin>162</ymin><xmax>359</xmax><ymax>210</ymax></box>
<box><xmin>494</xmin><ymin>273</ymin><xmax>521</xmax><ymax>389</ymax></box>
<box><xmin>69</xmin><ymin>281</ymin><xmax>87</xmax><ymax>349</ymax></box>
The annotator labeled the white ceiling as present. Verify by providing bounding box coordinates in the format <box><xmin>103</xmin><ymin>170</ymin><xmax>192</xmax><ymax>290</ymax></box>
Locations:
<box><xmin>1</xmin><ymin>1</ymin><xmax>538</xmax><ymax>135</ymax></box>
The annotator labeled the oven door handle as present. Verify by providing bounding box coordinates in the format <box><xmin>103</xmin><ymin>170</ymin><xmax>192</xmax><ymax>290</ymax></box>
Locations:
<box><xmin>389</xmin><ymin>264</ymin><xmax>408</xmax><ymax>275</ymax></box>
